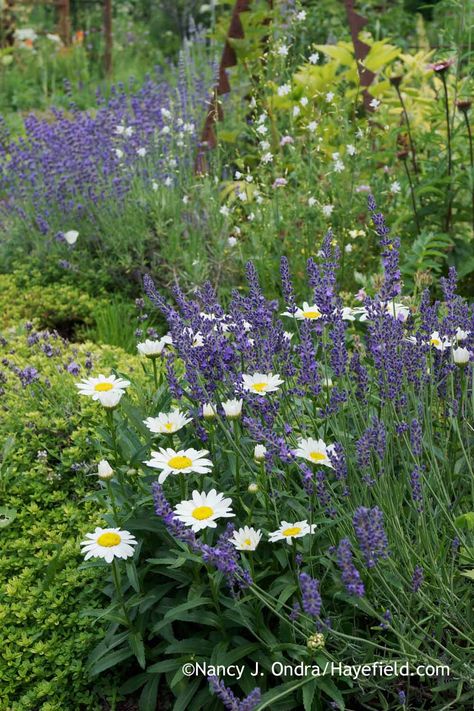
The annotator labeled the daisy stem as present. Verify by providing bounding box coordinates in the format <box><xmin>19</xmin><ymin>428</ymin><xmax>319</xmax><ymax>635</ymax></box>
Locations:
<box><xmin>291</xmin><ymin>539</ymin><xmax>301</xmax><ymax>602</ymax></box>
<box><xmin>152</xmin><ymin>358</ymin><xmax>159</xmax><ymax>390</ymax></box>
<box><xmin>179</xmin><ymin>473</ymin><xmax>186</xmax><ymax>500</ymax></box>
<box><xmin>106</xmin><ymin>481</ymin><xmax>120</xmax><ymax>524</ymax></box>
<box><xmin>247</xmin><ymin>552</ymin><xmax>255</xmax><ymax>581</ymax></box>
<box><xmin>233</xmin><ymin>420</ymin><xmax>241</xmax><ymax>492</ymax></box>
<box><xmin>111</xmin><ymin>559</ymin><xmax>132</xmax><ymax>628</ymax></box>
<box><xmin>106</xmin><ymin>409</ymin><xmax>119</xmax><ymax>464</ymax></box>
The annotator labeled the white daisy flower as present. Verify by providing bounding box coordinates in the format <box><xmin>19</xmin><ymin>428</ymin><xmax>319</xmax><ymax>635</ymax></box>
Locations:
<box><xmin>137</xmin><ymin>335</ymin><xmax>173</xmax><ymax>358</ymax></box>
<box><xmin>242</xmin><ymin>373</ymin><xmax>284</xmax><ymax>395</ymax></box>
<box><xmin>455</xmin><ymin>328</ymin><xmax>469</xmax><ymax>342</ymax></box>
<box><xmin>174</xmin><ymin>489</ymin><xmax>234</xmax><ymax>532</ymax></box>
<box><xmin>143</xmin><ymin>409</ymin><xmax>192</xmax><ymax>434</ymax></box>
<box><xmin>383</xmin><ymin>302</ymin><xmax>410</xmax><ymax>322</ymax></box>
<box><xmin>269</xmin><ymin>520</ymin><xmax>317</xmax><ymax>544</ymax></box>
<box><xmin>254</xmin><ymin>444</ymin><xmax>267</xmax><ymax>461</ymax></box>
<box><xmin>98</xmin><ymin>390</ymin><xmax>124</xmax><ymax>408</ymax></box>
<box><xmin>80</xmin><ymin>527</ymin><xmax>137</xmax><ymax>563</ymax></box>
<box><xmin>222</xmin><ymin>399</ymin><xmax>243</xmax><ymax>418</ymax></box>
<box><xmin>97</xmin><ymin>459</ymin><xmax>114</xmax><ymax>480</ymax></box>
<box><xmin>64</xmin><ymin>230</ymin><xmax>79</xmax><ymax>245</ymax></box>
<box><xmin>282</xmin><ymin>301</ymin><xmax>322</xmax><ymax>320</ymax></box>
<box><xmin>294</xmin><ymin>437</ymin><xmax>335</xmax><ymax>468</ymax></box>
<box><xmin>183</xmin><ymin>328</ymin><xmax>204</xmax><ymax>348</ymax></box>
<box><xmin>76</xmin><ymin>374</ymin><xmax>130</xmax><ymax>403</ymax></box>
<box><xmin>341</xmin><ymin>307</ymin><xmax>356</xmax><ymax>321</ymax></box>
<box><xmin>144</xmin><ymin>448</ymin><xmax>213</xmax><ymax>484</ymax></box>
<box><xmin>230</xmin><ymin>526</ymin><xmax>262</xmax><ymax>551</ymax></box>
<box><xmin>429</xmin><ymin>331</ymin><xmax>450</xmax><ymax>351</ymax></box>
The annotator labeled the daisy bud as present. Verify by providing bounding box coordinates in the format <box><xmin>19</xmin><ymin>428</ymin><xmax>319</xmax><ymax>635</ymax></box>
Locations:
<box><xmin>202</xmin><ymin>403</ymin><xmax>217</xmax><ymax>419</ymax></box>
<box><xmin>307</xmin><ymin>633</ymin><xmax>325</xmax><ymax>651</ymax></box>
<box><xmin>453</xmin><ymin>347</ymin><xmax>471</xmax><ymax>366</ymax></box>
<box><xmin>97</xmin><ymin>459</ymin><xmax>114</xmax><ymax>480</ymax></box>
<box><xmin>222</xmin><ymin>398</ymin><xmax>243</xmax><ymax>419</ymax></box>
<box><xmin>248</xmin><ymin>483</ymin><xmax>259</xmax><ymax>494</ymax></box>
<box><xmin>254</xmin><ymin>444</ymin><xmax>267</xmax><ymax>461</ymax></box>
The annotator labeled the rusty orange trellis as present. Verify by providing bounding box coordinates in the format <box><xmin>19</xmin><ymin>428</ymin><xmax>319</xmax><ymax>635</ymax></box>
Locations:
<box><xmin>344</xmin><ymin>0</ymin><xmax>376</xmax><ymax>112</ymax></box>
<box><xmin>196</xmin><ymin>0</ymin><xmax>376</xmax><ymax>170</ymax></box>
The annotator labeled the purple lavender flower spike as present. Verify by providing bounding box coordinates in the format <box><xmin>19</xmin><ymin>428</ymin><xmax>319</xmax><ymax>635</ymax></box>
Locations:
<box><xmin>353</xmin><ymin>506</ymin><xmax>390</xmax><ymax>568</ymax></box>
<box><xmin>208</xmin><ymin>676</ymin><xmax>261</xmax><ymax>711</ymax></box>
<box><xmin>299</xmin><ymin>572</ymin><xmax>322</xmax><ymax>618</ymax></box>
<box><xmin>411</xmin><ymin>565</ymin><xmax>424</xmax><ymax>592</ymax></box>
<box><xmin>336</xmin><ymin>538</ymin><xmax>365</xmax><ymax>597</ymax></box>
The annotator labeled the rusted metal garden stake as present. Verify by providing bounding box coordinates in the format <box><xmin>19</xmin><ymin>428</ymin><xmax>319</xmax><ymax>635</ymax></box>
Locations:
<box><xmin>57</xmin><ymin>0</ymin><xmax>71</xmax><ymax>46</ymax></box>
<box><xmin>344</xmin><ymin>0</ymin><xmax>376</xmax><ymax>112</ymax></box>
<box><xmin>196</xmin><ymin>0</ymin><xmax>253</xmax><ymax>173</ymax></box>
<box><xmin>196</xmin><ymin>0</ymin><xmax>375</xmax><ymax>170</ymax></box>
<box><xmin>104</xmin><ymin>0</ymin><xmax>113</xmax><ymax>77</ymax></box>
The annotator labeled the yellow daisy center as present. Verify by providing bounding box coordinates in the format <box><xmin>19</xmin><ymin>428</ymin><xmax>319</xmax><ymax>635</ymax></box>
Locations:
<box><xmin>251</xmin><ymin>382</ymin><xmax>268</xmax><ymax>392</ymax></box>
<box><xmin>97</xmin><ymin>532</ymin><xmax>121</xmax><ymax>547</ymax></box>
<box><xmin>94</xmin><ymin>382</ymin><xmax>114</xmax><ymax>392</ymax></box>
<box><xmin>303</xmin><ymin>310</ymin><xmax>321</xmax><ymax>319</ymax></box>
<box><xmin>430</xmin><ymin>338</ymin><xmax>440</xmax><ymax>346</ymax></box>
<box><xmin>164</xmin><ymin>422</ymin><xmax>174</xmax><ymax>431</ymax></box>
<box><xmin>282</xmin><ymin>526</ymin><xmax>302</xmax><ymax>537</ymax></box>
<box><xmin>168</xmin><ymin>455</ymin><xmax>192</xmax><ymax>469</ymax></box>
<box><xmin>244</xmin><ymin>538</ymin><xmax>252</xmax><ymax>546</ymax></box>
<box><xmin>192</xmin><ymin>505</ymin><xmax>214</xmax><ymax>520</ymax></box>
<box><xmin>309</xmin><ymin>451</ymin><xmax>325</xmax><ymax>462</ymax></box>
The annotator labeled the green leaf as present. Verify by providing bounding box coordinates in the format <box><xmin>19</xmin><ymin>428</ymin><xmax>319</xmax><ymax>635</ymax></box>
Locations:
<box><xmin>0</xmin><ymin>506</ymin><xmax>17</xmax><ymax>528</ymax></box>
<box><xmin>129</xmin><ymin>631</ymin><xmax>146</xmax><ymax>669</ymax></box>
<box><xmin>455</xmin><ymin>512</ymin><xmax>474</xmax><ymax>531</ymax></box>
<box><xmin>139</xmin><ymin>674</ymin><xmax>160</xmax><ymax>711</ymax></box>
<box><xmin>90</xmin><ymin>647</ymin><xmax>133</xmax><ymax>676</ymax></box>
<box><xmin>172</xmin><ymin>678</ymin><xmax>201</xmax><ymax>711</ymax></box>
<box><xmin>126</xmin><ymin>560</ymin><xmax>141</xmax><ymax>593</ymax></box>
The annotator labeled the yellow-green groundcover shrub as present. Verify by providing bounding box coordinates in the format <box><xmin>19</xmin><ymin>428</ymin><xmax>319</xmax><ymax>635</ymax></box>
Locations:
<box><xmin>0</xmin><ymin>320</ymin><xmax>144</xmax><ymax>709</ymax></box>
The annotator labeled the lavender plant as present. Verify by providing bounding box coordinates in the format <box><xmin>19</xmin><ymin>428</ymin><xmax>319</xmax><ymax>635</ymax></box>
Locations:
<box><xmin>0</xmin><ymin>38</ymin><xmax>213</xmax><ymax>287</ymax></box>
<box><xmin>78</xmin><ymin>197</ymin><xmax>474</xmax><ymax>710</ymax></box>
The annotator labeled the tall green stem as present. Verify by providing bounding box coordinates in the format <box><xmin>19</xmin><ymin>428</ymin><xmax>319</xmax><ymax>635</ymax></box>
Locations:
<box><xmin>462</xmin><ymin>109</ymin><xmax>474</xmax><ymax>232</ymax></box>
<box><xmin>440</xmin><ymin>73</ymin><xmax>453</xmax><ymax>232</ymax></box>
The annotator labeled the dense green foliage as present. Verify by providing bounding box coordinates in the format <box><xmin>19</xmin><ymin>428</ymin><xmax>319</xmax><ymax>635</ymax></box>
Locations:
<box><xmin>0</xmin><ymin>321</ymin><xmax>144</xmax><ymax>708</ymax></box>
<box><xmin>0</xmin><ymin>1</ymin><xmax>472</xmax><ymax>709</ymax></box>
